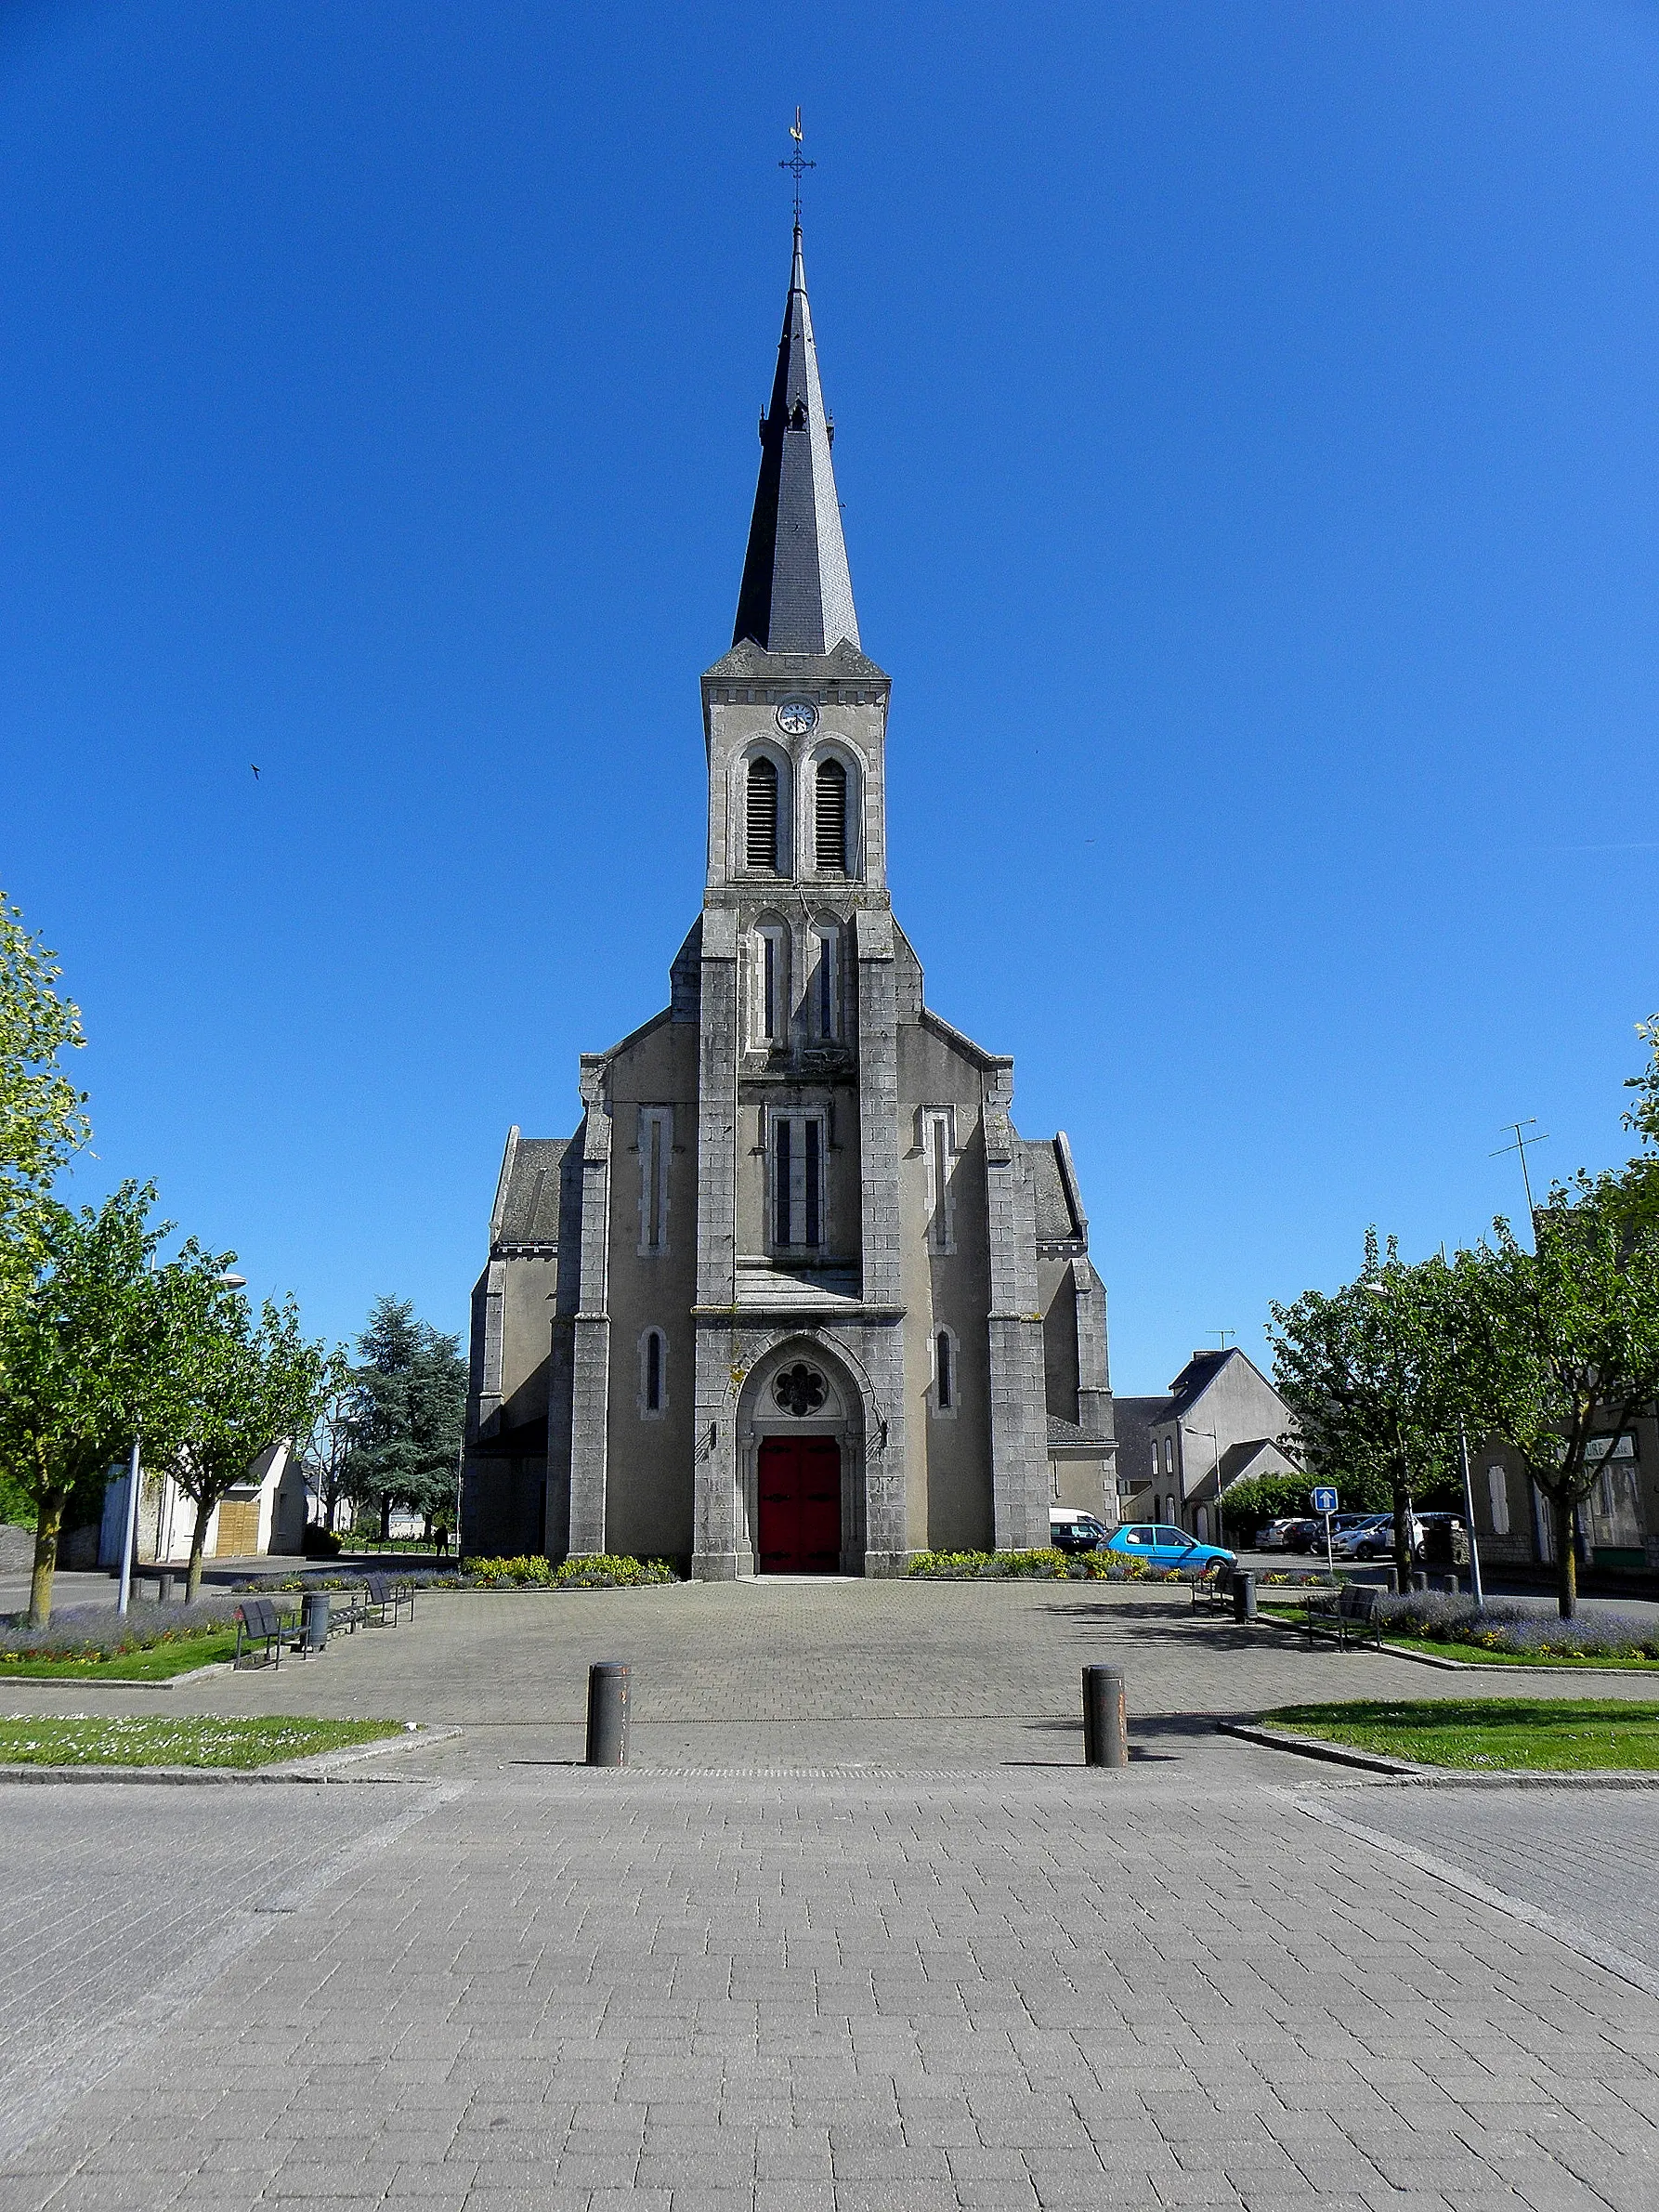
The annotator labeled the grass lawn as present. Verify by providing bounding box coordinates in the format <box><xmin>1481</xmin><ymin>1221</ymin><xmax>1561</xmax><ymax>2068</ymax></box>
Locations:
<box><xmin>0</xmin><ymin>1630</ymin><xmax>241</xmax><ymax>1681</ymax></box>
<box><xmin>0</xmin><ymin>1716</ymin><xmax>406</xmax><ymax>1768</ymax></box>
<box><xmin>1380</xmin><ymin>1632</ymin><xmax>1659</xmax><ymax>1670</ymax></box>
<box><xmin>1263</xmin><ymin>1697</ymin><xmax>1659</xmax><ymax>1770</ymax></box>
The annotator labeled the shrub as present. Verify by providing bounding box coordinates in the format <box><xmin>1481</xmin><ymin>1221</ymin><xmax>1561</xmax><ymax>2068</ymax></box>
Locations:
<box><xmin>906</xmin><ymin>1548</ymin><xmax>1128</xmax><ymax>1581</ymax></box>
<box><xmin>302</xmin><ymin>1525</ymin><xmax>343</xmax><ymax>1559</ymax></box>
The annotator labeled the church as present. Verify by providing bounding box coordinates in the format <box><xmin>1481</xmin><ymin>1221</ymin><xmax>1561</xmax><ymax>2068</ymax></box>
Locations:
<box><xmin>462</xmin><ymin>217</ymin><xmax>1117</xmax><ymax>1577</ymax></box>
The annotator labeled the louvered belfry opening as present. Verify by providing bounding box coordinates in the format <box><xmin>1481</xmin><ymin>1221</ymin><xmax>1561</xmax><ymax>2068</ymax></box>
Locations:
<box><xmin>747</xmin><ymin>755</ymin><xmax>778</xmax><ymax>869</ymax></box>
<box><xmin>815</xmin><ymin>757</ymin><xmax>846</xmax><ymax>871</ymax></box>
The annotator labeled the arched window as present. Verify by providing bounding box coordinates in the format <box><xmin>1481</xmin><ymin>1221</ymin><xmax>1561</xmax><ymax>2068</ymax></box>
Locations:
<box><xmin>815</xmin><ymin>757</ymin><xmax>847</xmax><ymax>871</ymax></box>
<box><xmin>746</xmin><ymin>755</ymin><xmax>778</xmax><ymax>870</ymax></box>
<box><xmin>934</xmin><ymin>1327</ymin><xmax>957</xmax><ymax>1416</ymax></box>
<box><xmin>639</xmin><ymin>1328</ymin><xmax>666</xmax><ymax>1418</ymax></box>
<box><xmin>811</xmin><ymin>922</ymin><xmax>841</xmax><ymax>1041</ymax></box>
<box><xmin>753</xmin><ymin>923</ymin><xmax>788</xmax><ymax>1046</ymax></box>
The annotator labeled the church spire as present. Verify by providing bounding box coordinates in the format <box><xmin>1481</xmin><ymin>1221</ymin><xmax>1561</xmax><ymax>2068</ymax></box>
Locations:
<box><xmin>731</xmin><ymin>220</ymin><xmax>861</xmax><ymax>656</ymax></box>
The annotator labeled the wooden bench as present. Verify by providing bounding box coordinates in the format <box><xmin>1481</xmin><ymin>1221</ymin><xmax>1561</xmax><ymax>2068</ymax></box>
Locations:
<box><xmin>233</xmin><ymin>1597</ymin><xmax>295</xmax><ymax>1669</ymax></box>
<box><xmin>360</xmin><ymin>1573</ymin><xmax>414</xmax><ymax>1627</ymax></box>
<box><xmin>1303</xmin><ymin>1582</ymin><xmax>1382</xmax><ymax>1651</ymax></box>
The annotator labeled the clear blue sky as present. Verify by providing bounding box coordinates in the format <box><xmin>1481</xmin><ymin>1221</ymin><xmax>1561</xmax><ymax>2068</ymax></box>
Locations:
<box><xmin>4</xmin><ymin>2</ymin><xmax>1657</xmax><ymax>1393</ymax></box>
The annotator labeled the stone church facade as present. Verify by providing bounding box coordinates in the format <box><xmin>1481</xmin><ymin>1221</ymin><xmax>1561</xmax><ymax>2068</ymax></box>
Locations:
<box><xmin>463</xmin><ymin>222</ymin><xmax>1116</xmax><ymax>1576</ymax></box>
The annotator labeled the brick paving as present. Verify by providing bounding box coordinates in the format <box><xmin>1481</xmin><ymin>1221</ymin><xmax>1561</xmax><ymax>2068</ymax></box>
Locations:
<box><xmin>4</xmin><ymin>1583</ymin><xmax>1659</xmax><ymax>2210</ymax></box>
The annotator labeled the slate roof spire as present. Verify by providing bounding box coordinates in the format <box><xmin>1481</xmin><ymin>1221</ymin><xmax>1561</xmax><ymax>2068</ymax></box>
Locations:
<box><xmin>732</xmin><ymin>222</ymin><xmax>861</xmax><ymax>655</ymax></box>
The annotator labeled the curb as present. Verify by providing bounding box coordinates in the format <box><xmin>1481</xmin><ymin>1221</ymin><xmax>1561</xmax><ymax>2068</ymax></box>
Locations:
<box><xmin>1217</xmin><ymin>1719</ymin><xmax>1423</xmax><ymax>1775</ymax></box>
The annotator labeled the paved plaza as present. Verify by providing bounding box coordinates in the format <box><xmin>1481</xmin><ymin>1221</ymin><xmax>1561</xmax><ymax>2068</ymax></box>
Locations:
<box><xmin>5</xmin><ymin>1582</ymin><xmax>1659</xmax><ymax>2210</ymax></box>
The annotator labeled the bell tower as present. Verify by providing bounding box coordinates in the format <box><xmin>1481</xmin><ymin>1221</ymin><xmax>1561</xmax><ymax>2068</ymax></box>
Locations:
<box><xmin>689</xmin><ymin>217</ymin><xmax>909</xmax><ymax>1578</ymax></box>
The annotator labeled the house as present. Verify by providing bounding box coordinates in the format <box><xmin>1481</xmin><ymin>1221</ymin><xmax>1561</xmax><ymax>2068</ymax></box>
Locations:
<box><xmin>95</xmin><ymin>1442</ymin><xmax>309</xmax><ymax>1569</ymax></box>
<box><xmin>1469</xmin><ymin>1414</ymin><xmax>1659</xmax><ymax>1577</ymax></box>
<box><xmin>1113</xmin><ymin>1349</ymin><xmax>1298</xmax><ymax>1542</ymax></box>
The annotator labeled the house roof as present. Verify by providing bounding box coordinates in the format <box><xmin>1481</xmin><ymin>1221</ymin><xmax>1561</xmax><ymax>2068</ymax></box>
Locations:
<box><xmin>494</xmin><ymin>1137</ymin><xmax>568</xmax><ymax>1249</ymax></box>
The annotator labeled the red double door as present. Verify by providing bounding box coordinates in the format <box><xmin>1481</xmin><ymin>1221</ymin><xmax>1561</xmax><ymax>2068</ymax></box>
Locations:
<box><xmin>757</xmin><ymin>1437</ymin><xmax>842</xmax><ymax>1574</ymax></box>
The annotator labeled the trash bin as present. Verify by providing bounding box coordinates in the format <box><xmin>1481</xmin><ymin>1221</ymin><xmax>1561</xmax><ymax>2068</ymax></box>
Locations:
<box><xmin>1232</xmin><ymin>1569</ymin><xmax>1257</xmax><ymax>1622</ymax></box>
<box><xmin>300</xmin><ymin>1590</ymin><xmax>331</xmax><ymax>1655</ymax></box>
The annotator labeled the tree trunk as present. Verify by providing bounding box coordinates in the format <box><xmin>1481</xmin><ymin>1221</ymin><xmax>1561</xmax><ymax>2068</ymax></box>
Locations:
<box><xmin>186</xmin><ymin>1493</ymin><xmax>212</xmax><ymax>1604</ymax></box>
<box><xmin>1554</xmin><ymin>1494</ymin><xmax>1578</xmax><ymax>1619</ymax></box>
<box><xmin>1393</xmin><ymin>1490</ymin><xmax>1413</xmax><ymax>1592</ymax></box>
<box><xmin>379</xmin><ymin>1495</ymin><xmax>391</xmax><ymax>1542</ymax></box>
<box><xmin>28</xmin><ymin>1487</ymin><xmax>67</xmax><ymax>1630</ymax></box>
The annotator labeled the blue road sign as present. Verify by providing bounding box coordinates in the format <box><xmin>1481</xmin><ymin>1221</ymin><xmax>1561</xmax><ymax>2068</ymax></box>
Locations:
<box><xmin>1311</xmin><ymin>1486</ymin><xmax>1339</xmax><ymax>1516</ymax></box>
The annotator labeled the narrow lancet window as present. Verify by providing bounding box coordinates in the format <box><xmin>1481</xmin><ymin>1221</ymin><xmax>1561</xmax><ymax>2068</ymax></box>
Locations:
<box><xmin>815</xmin><ymin>758</ymin><xmax>847</xmax><ymax>871</ymax></box>
<box><xmin>935</xmin><ymin>1329</ymin><xmax>954</xmax><ymax>1411</ymax></box>
<box><xmin>771</xmin><ymin>1112</ymin><xmax>828</xmax><ymax>1250</ymax></box>
<box><xmin>747</xmin><ymin>755</ymin><xmax>779</xmax><ymax>869</ymax></box>
<box><xmin>640</xmin><ymin>1328</ymin><xmax>666</xmax><ymax>1417</ymax></box>
<box><xmin>813</xmin><ymin>924</ymin><xmax>841</xmax><ymax>1041</ymax></box>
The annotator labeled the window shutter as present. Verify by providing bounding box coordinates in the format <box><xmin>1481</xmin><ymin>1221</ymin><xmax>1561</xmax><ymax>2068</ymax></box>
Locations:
<box><xmin>747</xmin><ymin>757</ymin><xmax>778</xmax><ymax>869</ymax></box>
<box><xmin>815</xmin><ymin>759</ymin><xmax>846</xmax><ymax>871</ymax></box>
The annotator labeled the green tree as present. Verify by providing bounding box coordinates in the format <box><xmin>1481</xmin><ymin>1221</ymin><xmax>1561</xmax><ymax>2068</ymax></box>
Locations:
<box><xmin>342</xmin><ymin>1297</ymin><xmax>467</xmax><ymax>1541</ymax></box>
<box><xmin>0</xmin><ymin>889</ymin><xmax>90</xmax><ymax>1301</ymax></box>
<box><xmin>1452</xmin><ymin>1169</ymin><xmax>1659</xmax><ymax>1619</ymax></box>
<box><xmin>1268</xmin><ymin>1232</ymin><xmax>1462</xmax><ymax>1587</ymax></box>
<box><xmin>152</xmin><ymin>1289</ymin><xmax>343</xmax><ymax>1603</ymax></box>
<box><xmin>0</xmin><ymin>1185</ymin><xmax>165</xmax><ymax>1625</ymax></box>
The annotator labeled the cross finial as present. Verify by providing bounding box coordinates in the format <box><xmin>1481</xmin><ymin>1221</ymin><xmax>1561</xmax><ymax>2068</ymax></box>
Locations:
<box><xmin>780</xmin><ymin>106</ymin><xmax>815</xmax><ymax>226</ymax></box>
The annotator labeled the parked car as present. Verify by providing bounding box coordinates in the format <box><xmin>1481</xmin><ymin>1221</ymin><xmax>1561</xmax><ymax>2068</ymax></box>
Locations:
<box><xmin>1103</xmin><ymin>1523</ymin><xmax>1236</xmax><ymax>1573</ymax></box>
<box><xmin>1257</xmin><ymin>1517</ymin><xmax>1306</xmax><ymax>1551</ymax></box>
<box><xmin>1282</xmin><ymin>1518</ymin><xmax>1321</xmax><ymax>1553</ymax></box>
<box><xmin>1314</xmin><ymin>1512</ymin><xmax>1379</xmax><ymax>1551</ymax></box>
<box><xmin>1339</xmin><ymin>1512</ymin><xmax>1427</xmax><ymax>1562</ymax></box>
<box><xmin>1049</xmin><ymin>1509</ymin><xmax>1109</xmax><ymax>1554</ymax></box>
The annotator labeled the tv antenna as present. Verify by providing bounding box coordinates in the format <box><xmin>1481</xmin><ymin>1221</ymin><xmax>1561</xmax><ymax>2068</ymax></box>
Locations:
<box><xmin>1491</xmin><ymin>1118</ymin><xmax>1548</xmax><ymax>1218</ymax></box>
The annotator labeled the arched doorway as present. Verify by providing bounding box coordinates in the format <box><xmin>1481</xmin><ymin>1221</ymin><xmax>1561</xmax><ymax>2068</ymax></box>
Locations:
<box><xmin>739</xmin><ymin>1345</ymin><xmax>863</xmax><ymax>1575</ymax></box>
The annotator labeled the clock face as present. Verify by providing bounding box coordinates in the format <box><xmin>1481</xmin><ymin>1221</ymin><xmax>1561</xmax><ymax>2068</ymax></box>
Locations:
<box><xmin>776</xmin><ymin>698</ymin><xmax>818</xmax><ymax>737</ymax></box>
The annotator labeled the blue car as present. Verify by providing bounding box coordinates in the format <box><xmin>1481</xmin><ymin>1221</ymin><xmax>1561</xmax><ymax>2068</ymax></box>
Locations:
<box><xmin>1104</xmin><ymin>1522</ymin><xmax>1236</xmax><ymax>1573</ymax></box>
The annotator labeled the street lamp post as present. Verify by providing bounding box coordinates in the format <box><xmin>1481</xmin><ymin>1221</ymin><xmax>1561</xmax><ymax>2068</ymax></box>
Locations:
<box><xmin>117</xmin><ymin>1269</ymin><xmax>247</xmax><ymax>1614</ymax></box>
<box><xmin>1184</xmin><ymin>1423</ymin><xmax>1223</xmax><ymax>1548</ymax></box>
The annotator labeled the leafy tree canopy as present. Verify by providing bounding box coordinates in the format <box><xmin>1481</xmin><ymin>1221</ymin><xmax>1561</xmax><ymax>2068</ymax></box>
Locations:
<box><xmin>341</xmin><ymin>1295</ymin><xmax>467</xmax><ymax>1534</ymax></box>
<box><xmin>0</xmin><ymin>890</ymin><xmax>90</xmax><ymax>1289</ymax></box>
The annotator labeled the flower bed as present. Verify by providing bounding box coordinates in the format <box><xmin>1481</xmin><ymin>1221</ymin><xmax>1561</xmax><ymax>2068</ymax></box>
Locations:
<box><xmin>907</xmin><ymin>1548</ymin><xmax>1127</xmax><ymax>1580</ymax></box>
<box><xmin>0</xmin><ymin>1598</ymin><xmax>242</xmax><ymax>1664</ymax></box>
<box><xmin>1374</xmin><ymin>1592</ymin><xmax>1659</xmax><ymax>1665</ymax></box>
<box><xmin>0</xmin><ymin>1715</ymin><xmax>406</xmax><ymax>1768</ymax></box>
<box><xmin>242</xmin><ymin>1553</ymin><xmax>677</xmax><ymax>1594</ymax></box>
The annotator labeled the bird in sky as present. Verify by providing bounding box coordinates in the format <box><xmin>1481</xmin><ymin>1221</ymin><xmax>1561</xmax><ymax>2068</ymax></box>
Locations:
<box><xmin>250</xmin><ymin>765</ymin><xmax>260</xmax><ymax>779</ymax></box>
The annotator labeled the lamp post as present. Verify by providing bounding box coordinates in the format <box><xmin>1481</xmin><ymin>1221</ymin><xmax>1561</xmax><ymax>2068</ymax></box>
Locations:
<box><xmin>117</xmin><ymin>1270</ymin><xmax>246</xmax><ymax>1615</ymax></box>
<box><xmin>1183</xmin><ymin>1423</ymin><xmax>1223</xmax><ymax>1547</ymax></box>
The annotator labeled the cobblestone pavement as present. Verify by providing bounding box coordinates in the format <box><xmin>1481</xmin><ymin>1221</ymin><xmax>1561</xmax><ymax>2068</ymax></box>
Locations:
<box><xmin>6</xmin><ymin>1753</ymin><xmax>1659</xmax><ymax>2212</ymax></box>
<box><xmin>7</xmin><ymin>1584</ymin><xmax>1659</xmax><ymax>1776</ymax></box>
<box><xmin>7</xmin><ymin>1587</ymin><xmax>1659</xmax><ymax>2211</ymax></box>
<box><xmin>0</xmin><ymin>1780</ymin><xmax>450</xmax><ymax>2167</ymax></box>
<box><xmin>1310</xmin><ymin>1782</ymin><xmax>1659</xmax><ymax>1972</ymax></box>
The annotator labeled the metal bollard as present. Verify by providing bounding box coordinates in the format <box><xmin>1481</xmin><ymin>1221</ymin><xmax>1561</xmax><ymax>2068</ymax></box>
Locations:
<box><xmin>1441</xmin><ymin>1572</ymin><xmax>1459</xmax><ymax>1596</ymax></box>
<box><xmin>1232</xmin><ymin>1569</ymin><xmax>1257</xmax><ymax>1622</ymax></box>
<box><xmin>586</xmin><ymin>1662</ymin><xmax>631</xmax><ymax>1767</ymax></box>
<box><xmin>300</xmin><ymin>1590</ymin><xmax>331</xmax><ymax>1654</ymax></box>
<box><xmin>1384</xmin><ymin>1566</ymin><xmax>1400</xmax><ymax>1594</ymax></box>
<box><xmin>1411</xmin><ymin>1571</ymin><xmax>1429</xmax><ymax>1593</ymax></box>
<box><xmin>157</xmin><ymin>1570</ymin><xmax>176</xmax><ymax>1604</ymax></box>
<box><xmin>1082</xmin><ymin>1666</ymin><xmax>1128</xmax><ymax>1769</ymax></box>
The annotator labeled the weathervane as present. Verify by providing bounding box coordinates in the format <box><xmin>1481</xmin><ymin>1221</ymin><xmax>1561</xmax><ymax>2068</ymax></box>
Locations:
<box><xmin>780</xmin><ymin>106</ymin><xmax>815</xmax><ymax>225</ymax></box>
